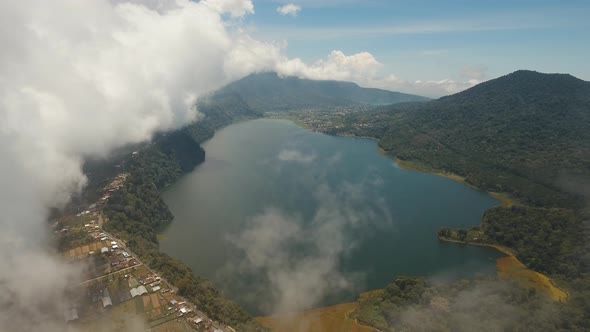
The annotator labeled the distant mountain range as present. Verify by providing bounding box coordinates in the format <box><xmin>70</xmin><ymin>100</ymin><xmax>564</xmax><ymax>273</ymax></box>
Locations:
<box><xmin>207</xmin><ymin>72</ymin><xmax>429</xmax><ymax>112</ymax></box>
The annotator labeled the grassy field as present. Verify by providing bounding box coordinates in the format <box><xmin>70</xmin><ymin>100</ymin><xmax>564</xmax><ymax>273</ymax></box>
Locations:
<box><xmin>497</xmin><ymin>256</ymin><xmax>569</xmax><ymax>302</ymax></box>
<box><xmin>256</xmin><ymin>303</ymin><xmax>376</xmax><ymax>332</ymax></box>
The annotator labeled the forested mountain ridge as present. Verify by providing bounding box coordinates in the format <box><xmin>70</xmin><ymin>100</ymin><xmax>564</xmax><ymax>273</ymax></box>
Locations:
<box><xmin>303</xmin><ymin>70</ymin><xmax>590</xmax><ymax>331</ymax></box>
<box><xmin>321</xmin><ymin>70</ymin><xmax>590</xmax><ymax>208</ymax></box>
<box><xmin>213</xmin><ymin>72</ymin><xmax>429</xmax><ymax>112</ymax></box>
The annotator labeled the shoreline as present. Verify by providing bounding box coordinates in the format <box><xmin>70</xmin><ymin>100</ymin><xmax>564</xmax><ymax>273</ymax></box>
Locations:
<box><xmin>276</xmin><ymin>116</ymin><xmax>518</xmax><ymax>208</ymax></box>
<box><xmin>438</xmin><ymin>236</ymin><xmax>517</xmax><ymax>257</ymax></box>
<box><xmin>439</xmin><ymin>236</ymin><xmax>569</xmax><ymax>302</ymax></box>
<box><xmin>393</xmin><ymin>156</ymin><xmax>517</xmax><ymax>207</ymax></box>
<box><xmin>256</xmin><ymin>302</ymin><xmax>378</xmax><ymax>332</ymax></box>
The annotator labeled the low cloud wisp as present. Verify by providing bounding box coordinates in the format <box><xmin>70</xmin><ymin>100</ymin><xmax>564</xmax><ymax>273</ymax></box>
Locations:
<box><xmin>224</xmin><ymin>179</ymin><xmax>394</xmax><ymax>315</ymax></box>
<box><xmin>277</xmin><ymin>4</ymin><xmax>302</xmax><ymax>17</ymax></box>
<box><xmin>278</xmin><ymin>149</ymin><xmax>317</xmax><ymax>163</ymax></box>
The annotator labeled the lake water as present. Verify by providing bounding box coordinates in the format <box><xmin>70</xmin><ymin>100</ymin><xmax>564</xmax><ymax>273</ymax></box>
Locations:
<box><xmin>160</xmin><ymin>119</ymin><xmax>504</xmax><ymax>315</ymax></box>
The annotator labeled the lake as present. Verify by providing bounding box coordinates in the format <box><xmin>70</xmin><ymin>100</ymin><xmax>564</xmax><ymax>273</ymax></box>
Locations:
<box><xmin>160</xmin><ymin>119</ymin><xmax>504</xmax><ymax>315</ymax></box>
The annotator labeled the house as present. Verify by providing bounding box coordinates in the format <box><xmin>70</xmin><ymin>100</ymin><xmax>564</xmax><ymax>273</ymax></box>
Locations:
<box><xmin>130</xmin><ymin>285</ymin><xmax>148</xmax><ymax>298</ymax></box>
<box><xmin>102</xmin><ymin>289</ymin><xmax>113</xmax><ymax>308</ymax></box>
<box><xmin>64</xmin><ymin>308</ymin><xmax>79</xmax><ymax>323</ymax></box>
<box><xmin>101</xmin><ymin>247</ymin><xmax>109</xmax><ymax>254</ymax></box>
<box><xmin>151</xmin><ymin>286</ymin><xmax>161</xmax><ymax>292</ymax></box>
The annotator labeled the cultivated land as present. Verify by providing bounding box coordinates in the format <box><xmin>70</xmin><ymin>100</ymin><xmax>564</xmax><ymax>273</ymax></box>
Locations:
<box><xmin>54</xmin><ymin>173</ymin><xmax>235</xmax><ymax>332</ymax></box>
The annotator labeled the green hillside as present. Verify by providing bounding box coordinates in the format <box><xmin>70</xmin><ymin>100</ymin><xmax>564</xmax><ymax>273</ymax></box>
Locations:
<box><xmin>322</xmin><ymin>70</ymin><xmax>590</xmax><ymax>208</ymax></box>
<box><xmin>302</xmin><ymin>70</ymin><xmax>590</xmax><ymax>331</ymax></box>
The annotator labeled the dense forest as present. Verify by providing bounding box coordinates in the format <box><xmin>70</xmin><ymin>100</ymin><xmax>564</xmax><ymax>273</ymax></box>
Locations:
<box><xmin>322</xmin><ymin>71</ymin><xmax>590</xmax><ymax>208</ymax></box>
<box><xmin>301</xmin><ymin>71</ymin><xmax>590</xmax><ymax>331</ymax></box>
<box><xmin>353</xmin><ymin>275</ymin><xmax>590</xmax><ymax>332</ymax></box>
<box><xmin>98</xmin><ymin>98</ymin><xmax>266</xmax><ymax>331</ymax></box>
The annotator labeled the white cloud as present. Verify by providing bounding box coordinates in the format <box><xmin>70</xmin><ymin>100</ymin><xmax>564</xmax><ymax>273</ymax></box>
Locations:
<box><xmin>274</xmin><ymin>50</ymin><xmax>479</xmax><ymax>97</ymax></box>
<box><xmin>226</xmin><ymin>182</ymin><xmax>392</xmax><ymax>314</ymax></box>
<box><xmin>278</xmin><ymin>149</ymin><xmax>317</xmax><ymax>163</ymax></box>
<box><xmin>0</xmin><ymin>0</ymin><xmax>262</xmax><ymax>329</ymax></box>
<box><xmin>278</xmin><ymin>50</ymin><xmax>381</xmax><ymax>82</ymax></box>
<box><xmin>225</xmin><ymin>37</ymin><xmax>479</xmax><ymax>96</ymax></box>
<box><xmin>202</xmin><ymin>0</ymin><xmax>254</xmax><ymax>17</ymax></box>
<box><xmin>277</xmin><ymin>3</ymin><xmax>301</xmax><ymax>16</ymax></box>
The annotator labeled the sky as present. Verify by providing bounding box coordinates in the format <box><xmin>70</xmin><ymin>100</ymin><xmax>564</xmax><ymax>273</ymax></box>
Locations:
<box><xmin>241</xmin><ymin>0</ymin><xmax>590</xmax><ymax>96</ymax></box>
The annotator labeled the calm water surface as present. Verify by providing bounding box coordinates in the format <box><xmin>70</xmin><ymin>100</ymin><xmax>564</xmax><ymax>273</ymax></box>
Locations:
<box><xmin>160</xmin><ymin>119</ymin><xmax>503</xmax><ymax>314</ymax></box>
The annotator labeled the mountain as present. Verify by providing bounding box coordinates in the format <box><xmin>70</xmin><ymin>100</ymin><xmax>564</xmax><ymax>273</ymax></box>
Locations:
<box><xmin>322</xmin><ymin>70</ymin><xmax>590</xmax><ymax>208</ymax></box>
<box><xmin>212</xmin><ymin>72</ymin><xmax>429</xmax><ymax>112</ymax></box>
<box><xmin>310</xmin><ymin>72</ymin><xmax>590</xmax><ymax>332</ymax></box>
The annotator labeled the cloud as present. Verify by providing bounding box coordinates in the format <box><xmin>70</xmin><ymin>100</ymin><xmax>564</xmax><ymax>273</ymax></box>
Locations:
<box><xmin>392</xmin><ymin>279</ymin><xmax>560</xmax><ymax>332</ymax></box>
<box><xmin>278</xmin><ymin>149</ymin><xmax>317</xmax><ymax>163</ymax></box>
<box><xmin>275</xmin><ymin>50</ymin><xmax>479</xmax><ymax>97</ymax></box>
<box><xmin>224</xmin><ymin>31</ymin><xmax>481</xmax><ymax>97</ymax></box>
<box><xmin>0</xmin><ymin>0</ymin><xmax>267</xmax><ymax>330</ymax></box>
<box><xmin>202</xmin><ymin>0</ymin><xmax>254</xmax><ymax>17</ymax></box>
<box><xmin>278</xmin><ymin>50</ymin><xmax>381</xmax><ymax>82</ymax></box>
<box><xmin>277</xmin><ymin>3</ymin><xmax>301</xmax><ymax>17</ymax></box>
<box><xmin>223</xmin><ymin>180</ymin><xmax>394</xmax><ymax>315</ymax></box>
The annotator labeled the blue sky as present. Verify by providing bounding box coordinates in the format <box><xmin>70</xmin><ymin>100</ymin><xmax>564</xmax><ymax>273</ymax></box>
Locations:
<box><xmin>242</xmin><ymin>0</ymin><xmax>590</xmax><ymax>86</ymax></box>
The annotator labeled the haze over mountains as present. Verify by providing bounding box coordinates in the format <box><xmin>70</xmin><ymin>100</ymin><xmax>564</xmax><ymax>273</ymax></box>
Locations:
<box><xmin>207</xmin><ymin>72</ymin><xmax>430</xmax><ymax>112</ymax></box>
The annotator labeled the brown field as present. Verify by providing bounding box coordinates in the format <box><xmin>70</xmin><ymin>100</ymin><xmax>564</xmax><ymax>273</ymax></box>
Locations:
<box><xmin>66</xmin><ymin>241</ymin><xmax>109</xmax><ymax>259</ymax></box>
<box><xmin>256</xmin><ymin>303</ymin><xmax>377</xmax><ymax>332</ymax></box>
<box><xmin>488</xmin><ymin>191</ymin><xmax>519</xmax><ymax>207</ymax></box>
<box><xmin>75</xmin><ymin>300</ymin><xmax>148</xmax><ymax>332</ymax></box>
<box><xmin>151</xmin><ymin>293</ymin><xmax>161</xmax><ymax>309</ymax></box>
<box><xmin>150</xmin><ymin>307</ymin><xmax>162</xmax><ymax>320</ymax></box>
<box><xmin>151</xmin><ymin>319</ymin><xmax>195</xmax><ymax>332</ymax></box>
<box><xmin>143</xmin><ymin>294</ymin><xmax>152</xmax><ymax>309</ymax></box>
<box><xmin>497</xmin><ymin>256</ymin><xmax>568</xmax><ymax>302</ymax></box>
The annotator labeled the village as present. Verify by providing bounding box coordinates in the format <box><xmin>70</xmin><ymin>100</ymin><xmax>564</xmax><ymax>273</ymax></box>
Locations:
<box><xmin>55</xmin><ymin>173</ymin><xmax>235</xmax><ymax>332</ymax></box>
